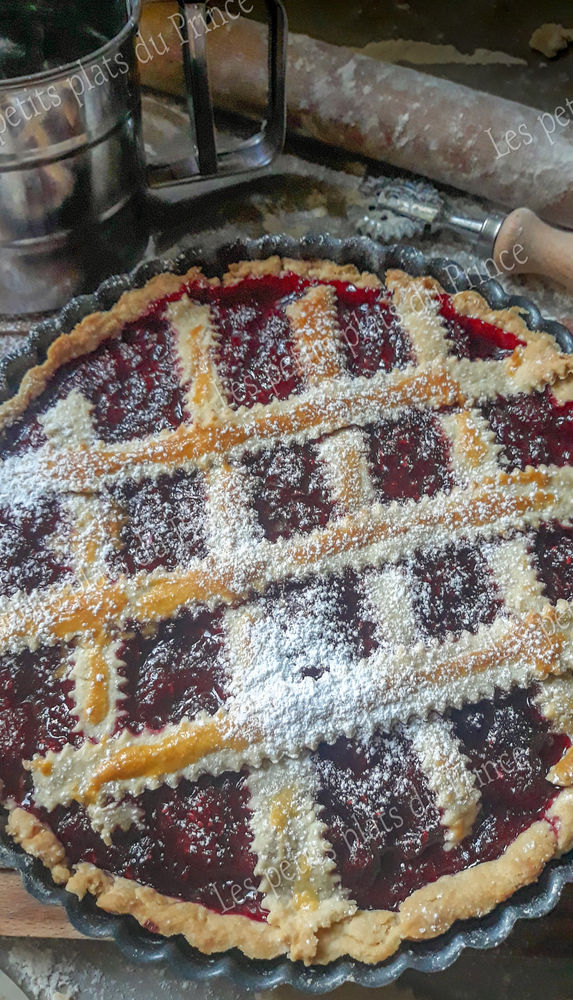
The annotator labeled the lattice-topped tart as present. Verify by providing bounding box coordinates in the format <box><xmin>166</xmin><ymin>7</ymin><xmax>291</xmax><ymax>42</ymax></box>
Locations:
<box><xmin>2</xmin><ymin>255</ymin><xmax>573</xmax><ymax>965</ymax></box>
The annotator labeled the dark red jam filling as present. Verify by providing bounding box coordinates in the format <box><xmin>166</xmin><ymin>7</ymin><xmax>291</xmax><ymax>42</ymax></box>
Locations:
<box><xmin>313</xmin><ymin>730</ymin><xmax>443</xmax><ymax>910</ymax></box>
<box><xmin>243</xmin><ymin>439</ymin><xmax>335</xmax><ymax>542</ymax></box>
<box><xmin>530</xmin><ymin>521</ymin><xmax>573</xmax><ymax>603</ymax></box>
<box><xmin>109</xmin><ymin>469</ymin><xmax>207</xmax><ymax>575</ymax></box>
<box><xmin>366</xmin><ymin>409</ymin><xmax>454</xmax><ymax>503</ymax></box>
<box><xmin>335</xmin><ymin>283</ymin><xmax>413</xmax><ymax>377</ymax></box>
<box><xmin>35</xmin><ymin>772</ymin><xmax>265</xmax><ymax>919</ymax></box>
<box><xmin>449</xmin><ymin>687</ymin><xmax>567</xmax><ymax>809</ymax></box>
<box><xmin>483</xmin><ymin>388</ymin><xmax>573</xmax><ymax>470</ymax></box>
<box><xmin>209</xmin><ymin>274</ymin><xmax>306</xmax><ymax>409</ymax></box>
<box><xmin>438</xmin><ymin>294</ymin><xmax>524</xmax><ymax>360</ymax></box>
<box><xmin>82</xmin><ymin>315</ymin><xmax>188</xmax><ymax>442</ymax></box>
<box><xmin>187</xmin><ymin>273</ymin><xmax>415</xmax><ymax>408</ymax></box>
<box><xmin>0</xmin><ymin>415</ymin><xmax>45</xmax><ymax>461</ymax></box>
<box><xmin>256</xmin><ymin>571</ymin><xmax>378</xmax><ymax>681</ymax></box>
<box><xmin>315</xmin><ymin>687</ymin><xmax>566</xmax><ymax>912</ymax></box>
<box><xmin>0</xmin><ymin>645</ymin><xmax>80</xmax><ymax>801</ymax></box>
<box><xmin>0</xmin><ymin>311</ymin><xmax>188</xmax><ymax>459</ymax></box>
<box><xmin>116</xmin><ymin>608</ymin><xmax>228</xmax><ymax>735</ymax></box>
<box><xmin>409</xmin><ymin>543</ymin><xmax>504</xmax><ymax>640</ymax></box>
<box><xmin>0</xmin><ymin>497</ymin><xmax>70</xmax><ymax>597</ymax></box>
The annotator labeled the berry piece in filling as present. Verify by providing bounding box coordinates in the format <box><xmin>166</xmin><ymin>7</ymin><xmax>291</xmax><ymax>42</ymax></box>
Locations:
<box><xmin>313</xmin><ymin>731</ymin><xmax>443</xmax><ymax>911</ymax></box>
<box><xmin>409</xmin><ymin>543</ymin><xmax>504</xmax><ymax>641</ymax></box>
<box><xmin>438</xmin><ymin>294</ymin><xmax>524</xmax><ymax>360</ymax></box>
<box><xmin>39</xmin><ymin>772</ymin><xmax>265</xmax><ymax>919</ymax></box>
<box><xmin>253</xmin><ymin>571</ymin><xmax>378</xmax><ymax>682</ymax></box>
<box><xmin>0</xmin><ymin>496</ymin><xmax>70</xmax><ymax>597</ymax></box>
<box><xmin>0</xmin><ymin>645</ymin><xmax>79</xmax><ymax>801</ymax></box>
<box><xmin>211</xmin><ymin>275</ymin><xmax>304</xmax><ymax>408</ymax></box>
<box><xmin>530</xmin><ymin>521</ymin><xmax>573</xmax><ymax>603</ymax></box>
<box><xmin>483</xmin><ymin>388</ymin><xmax>573</xmax><ymax>470</ymax></box>
<box><xmin>366</xmin><ymin>409</ymin><xmax>454</xmax><ymax>503</ymax></box>
<box><xmin>117</xmin><ymin>607</ymin><xmax>228</xmax><ymax>734</ymax></box>
<box><xmin>243</xmin><ymin>440</ymin><xmax>335</xmax><ymax>542</ymax></box>
<box><xmin>109</xmin><ymin>469</ymin><xmax>207</xmax><ymax>574</ymax></box>
<box><xmin>335</xmin><ymin>283</ymin><xmax>413</xmax><ymax>377</ymax></box>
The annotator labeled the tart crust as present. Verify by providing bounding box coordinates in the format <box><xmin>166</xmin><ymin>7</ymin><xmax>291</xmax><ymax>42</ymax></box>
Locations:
<box><xmin>2</xmin><ymin>256</ymin><xmax>573</xmax><ymax>965</ymax></box>
<box><xmin>8</xmin><ymin>791</ymin><xmax>573</xmax><ymax>965</ymax></box>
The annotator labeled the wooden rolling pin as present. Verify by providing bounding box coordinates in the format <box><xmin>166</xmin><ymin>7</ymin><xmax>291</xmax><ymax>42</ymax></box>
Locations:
<box><xmin>138</xmin><ymin>2</ymin><xmax>573</xmax><ymax>228</ymax></box>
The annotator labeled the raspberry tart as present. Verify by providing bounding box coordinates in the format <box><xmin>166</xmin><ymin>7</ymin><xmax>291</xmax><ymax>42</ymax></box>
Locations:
<box><xmin>2</xmin><ymin>254</ymin><xmax>573</xmax><ymax>965</ymax></box>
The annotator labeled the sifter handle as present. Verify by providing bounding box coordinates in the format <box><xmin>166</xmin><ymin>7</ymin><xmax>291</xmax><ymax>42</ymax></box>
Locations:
<box><xmin>146</xmin><ymin>0</ymin><xmax>287</xmax><ymax>188</ymax></box>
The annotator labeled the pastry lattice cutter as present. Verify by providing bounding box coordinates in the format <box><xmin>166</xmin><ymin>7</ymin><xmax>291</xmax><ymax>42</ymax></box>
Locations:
<box><xmin>354</xmin><ymin>175</ymin><xmax>573</xmax><ymax>293</ymax></box>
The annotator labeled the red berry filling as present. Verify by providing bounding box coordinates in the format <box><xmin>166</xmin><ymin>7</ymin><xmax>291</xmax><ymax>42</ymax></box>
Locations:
<box><xmin>409</xmin><ymin>543</ymin><xmax>504</xmax><ymax>640</ymax></box>
<box><xmin>0</xmin><ymin>497</ymin><xmax>70</xmax><ymax>597</ymax></box>
<box><xmin>0</xmin><ymin>415</ymin><xmax>45</xmax><ymax>461</ymax></box>
<box><xmin>36</xmin><ymin>772</ymin><xmax>265</xmax><ymax>919</ymax></box>
<box><xmin>335</xmin><ymin>283</ymin><xmax>413</xmax><ymax>377</ymax></box>
<box><xmin>438</xmin><ymin>294</ymin><xmax>524</xmax><ymax>360</ymax></box>
<box><xmin>483</xmin><ymin>388</ymin><xmax>573</xmax><ymax>470</ymax></box>
<box><xmin>366</xmin><ymin>410</ymin><xmax>454</xmax><ymax>502</ymax></box>
<box><xmin>530</xmin><ymin>521</ymin><xmax>573</xmax><ymax>603</ymax></box>
<box><xmin>0</xmin><ymin>311</ymin><xmax>189</xmax><ymax>457</ymax></box>
<box><xmin>315</xmin><ymin>687</ymin><xmax>565</xmax><ymax>912</ymax></box>
<box><xmin>450</xmin><ymin>688</ymin><xmax>567</xmax><ymax>812</ymax></box>
<box><xmin>109</xmin><ymin>469</ymin><xmax>206</xmax><ymax>575</ymax></box>
<box><xmin>68</xmin><ymin>315</ymin><xmax>189</xmax><ymax>443</ymax></box>
<box><xmin>117</xmin><ymin>608</ymin><xmax>228</xmax><ymax>735</ymax></box>
<box><xmin>210</xmin><ymin>275</ymin><xmax>305</xmax><ymax>409</ymax></box>
<box><xmin>0</xmin><ymin>645</ymin><xmax>80</xmax><ymax>801</ymax></box>
<box><xmin>258</xmin><ymin>571</ymin><xmax>378</xmax><ymax>680</ymax></box>
<box><xmin>243</xmin><ymin>440</ymin><xmax>335</xmax><ymax>542</ymax></box>
<box><xmin>313</xmin><ymin>731</ymin><xmax>443</xmax><ymax>910</ymax></box>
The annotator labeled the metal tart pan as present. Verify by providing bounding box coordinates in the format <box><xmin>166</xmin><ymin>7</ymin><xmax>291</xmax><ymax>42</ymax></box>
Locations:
<box><xmin>1</xmin><ymin>233</ymin><xmax>573</xmax><ymax>993</ymax></box>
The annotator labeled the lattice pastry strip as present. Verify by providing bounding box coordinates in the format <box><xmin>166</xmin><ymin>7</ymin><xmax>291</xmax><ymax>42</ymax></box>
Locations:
<box><xmin>362</xmin><ymin>564</ymin><xmax>419</xmax><ymax>649</ymax></box>
<box><xmin>167</xmin><ymin>296</ymin><xmax>231</xmax><ymax>422</ymax></box>
<box><xmin>386</xmin><ymin>269</ymin><xmax>451</xmax><ymax>365</ymax></box>
<box><xmin>406</xmin><ymin>717</ymin><xmax>480</xmax><ymax>847</ymax></box>
<box><xmin>362</xmin><ymin>564</ymin><xmax>481</xmax><ymax>846</ymax></box>
<box><xmin>248</xmin><ymin>756</ymin><xmax>353</xmax><ymax>962</ymax></box>
<box><xmin>537</xmin><ymin>675</ymin><xmax>573</xmax><ymax>787</ymax></box>
<box><xmin>486</xmin><ymin>536</ymin><xmax>549</xmax><ymax>616</ymax></box>
<box><xmin>316</xmin><ymin>428</ymin><xmax>375</xmax><ymax>513</ymax></box>
<box><xmin>202</xmin><ymin>460</ymin><xmax>263</xmax><ymax>580</ymax></box>
<box><xmin>39</xmin><ymin>389</ymin><xmax>96</xmax><ymax>448</ymax></box>
<box><xmin>439</xmin><ymin>408</ymin><xmax>503</xmax><ymax>484</ymax></box>
<box><xmin>389</xmin><ymin>269</ymin><xmax>573</xmax><ymax>398</ymax></box>
<box><xmin>70</xmin><ymin>634</ymin><xmax>125</xmax><ymax>739</ymax></box>
<box><xmin>28</xmin><ymin>598</ymin><xmax>571</xmax><ymax>833</ymax></box>
<box><xmin>4</xmin><ymin>460</ymin><xmax>571</xmax><ymax>662</ymax></box>
<box><xmin>286</xmin><ymin>284</ymin><xmax>344</xmax><ymax>385</ymax></box>
<box><xmin>63</xmin><ymin>493</ymin><xmax>121</xmax><ymax>585</ymax></box>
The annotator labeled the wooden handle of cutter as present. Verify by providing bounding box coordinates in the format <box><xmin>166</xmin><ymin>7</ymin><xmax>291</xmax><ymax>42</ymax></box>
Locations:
<box><xmin>494</xmin><ymin>207</ymin><xmax>573</xmax><ymax>293</ymax></box>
